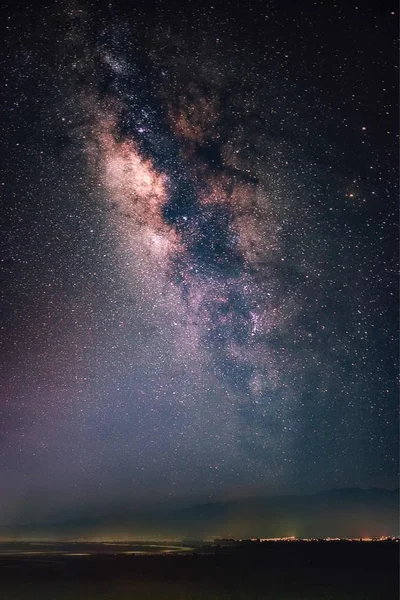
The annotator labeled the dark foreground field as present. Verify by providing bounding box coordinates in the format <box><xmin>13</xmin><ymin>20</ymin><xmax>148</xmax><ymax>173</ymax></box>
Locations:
<box><xmin>0</xmin><ymin>542</ymin><xmax>397</xmax><ymax>599</ymax></box>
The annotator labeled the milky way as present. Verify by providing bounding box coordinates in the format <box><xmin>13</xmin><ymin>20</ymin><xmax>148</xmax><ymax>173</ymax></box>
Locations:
<box><xmin>0</xmin><ymin>0</ymin><xmax>398</xmax><ymax>528</ymax></box>
<box><xmin>77</xmin><ymin>24</ymin><xmax>306</xmax><ymax>473</ymax></box>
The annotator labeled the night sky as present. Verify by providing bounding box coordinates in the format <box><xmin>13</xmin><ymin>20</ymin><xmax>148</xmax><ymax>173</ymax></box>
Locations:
<box><xmin>0</xmin><ymin>0</ymin><xmax>398</xmax><ymax>535</ymax></box>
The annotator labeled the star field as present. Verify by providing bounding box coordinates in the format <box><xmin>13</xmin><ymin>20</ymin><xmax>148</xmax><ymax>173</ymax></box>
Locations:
<box><xmin>0</xmin><ymin>0</ymin><xmax>398</xmax><ymax>527</ymax></box>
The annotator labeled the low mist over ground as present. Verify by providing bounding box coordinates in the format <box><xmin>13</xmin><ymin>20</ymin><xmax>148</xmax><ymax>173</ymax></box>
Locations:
<box><xmin>1</xmin><ymin>488</ymin><xmax>397</xmax><ymax>541</ymax></box>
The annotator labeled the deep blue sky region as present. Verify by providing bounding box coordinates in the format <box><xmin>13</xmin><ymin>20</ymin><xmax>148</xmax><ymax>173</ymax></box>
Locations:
<box><xmin>0</xmin><ymin>0</ymin><xmax>398</xmax><ymax>535</ymax></box>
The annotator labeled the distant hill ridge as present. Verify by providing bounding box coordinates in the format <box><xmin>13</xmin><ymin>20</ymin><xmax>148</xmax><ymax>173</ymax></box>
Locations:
<box><xmin>1</xmin><ymin>488</ymin><xmax>398</xmax><ymax>540</ymax></box>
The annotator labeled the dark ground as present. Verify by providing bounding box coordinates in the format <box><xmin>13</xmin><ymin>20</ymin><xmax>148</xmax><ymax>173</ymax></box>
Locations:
<box><xmin>0</xmin><ymin>542</ymin><xmax>397</xmax><ymax>599</ymax></box>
